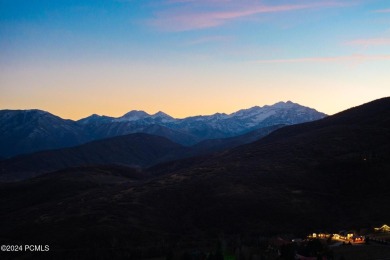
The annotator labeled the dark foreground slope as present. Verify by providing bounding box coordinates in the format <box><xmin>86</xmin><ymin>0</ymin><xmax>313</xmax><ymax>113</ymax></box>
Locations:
<box><xmin>0</xmin><ymin>97</ymin><xmax>389</xmax><ymax>259</ymax></box>
<box><xmin>0</xmin><ymin>166</ymin><xmax>154</xmax><ymax>259</ymax></box>
<box><xmin>0</xmin><ymin>133</ymin><xmax>188</xmax><ymax>181</ymax></box>
<box><xmin>190</xmin><ymin>124</ymin><xmax>284</xmax><ymax>155</ymax></box>
<box><xmin>0</xmin><ymin>125</ymin><xmax>282</xmax><ymax>181</ymax></box>
<box><xmin>143</xmin><ymin>97</ymin><xmax>390</xmax><ymax>234</ymax></box>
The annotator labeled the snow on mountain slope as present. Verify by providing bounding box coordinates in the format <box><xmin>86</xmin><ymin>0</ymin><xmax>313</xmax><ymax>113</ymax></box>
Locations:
<box><xmin>1</xmin><ymin>101</ymin><xmax>327</xmax><ymax>157</ymax></box>
<box><xmin>79</xmin><ymin>101</ymin><xmax>326</xmax><ymax>144</ymax></box>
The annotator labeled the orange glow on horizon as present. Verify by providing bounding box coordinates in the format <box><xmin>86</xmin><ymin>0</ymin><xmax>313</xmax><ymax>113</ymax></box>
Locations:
<box><xmin>1</xmin><ymin>60</ymin><xmax>389</xmax><ymax>120</ymax></box>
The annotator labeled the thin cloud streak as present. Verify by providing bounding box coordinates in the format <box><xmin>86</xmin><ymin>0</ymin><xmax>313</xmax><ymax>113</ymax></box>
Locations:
<box><xmin>165</xmin><ymin>0</ymin><xmax>231</xmax><ymax>3</ymax></box>
<box><xmin>373</xmin><ymin>8</ymin><xmax>390</xmax><ymax>13</ymax></box>
<box><xmin>255</xmin><ymin>54</ymin><xmax>390</xmax><ymax>64</ymax></box>
<box><xmin>150</xmin><ymin>1</ymin><xmax>349</xmax><ymax>31</ymax></box>
<box><xmin>185</xmin><ymin>35</ymin><xmax>232</xmax><ymax>45</ymax></box>
<box><xmin>345</xmin><ymin>38</ymin><xmax>390</xmax><ymax>47</ymax></box>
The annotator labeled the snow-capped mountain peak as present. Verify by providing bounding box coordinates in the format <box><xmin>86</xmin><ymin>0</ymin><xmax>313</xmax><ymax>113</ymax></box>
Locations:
<box><xmin>77</xmin><ymin>114</ymin><xmax>114</xmax><ymax>125</ymax></box>
<box><xmin>0</xmin><ymin>101</ymin><xmax>327</xmax><ymax>157</ymax></box>
<box><xmin>150</xmin><ymin>111</ymin><xmax>175</xmax><ymax>123</ymax></box>
<box><xmin>113</xmin><ymin>110</ymin><xmax>175</xmax><ymax>123</ymax></box>
<box><xmin>151</xmin><ymin>111</ymin><xmax>173</xmax><ymax>119</ymax></box>
<box><xmin>230</xmin><ymin>106</ymin><xmax>262</xmax><ymax>118</ymax></box>
<box><xmin>271</xmin><ymin>100</ymin><xmax>298</xmax><ymax>109</ymax></box>
<box><xmin>117</xmin><ymin>110</ymin><xmax>150</xmax><ymax>122</ymax></box>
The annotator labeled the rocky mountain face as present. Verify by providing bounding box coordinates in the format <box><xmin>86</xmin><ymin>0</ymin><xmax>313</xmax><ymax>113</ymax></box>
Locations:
<box><xmin>0</xmin><ymin>101</ymin><xmax>326</xmax><ymax>158</ymax></box>
<box><xmin>80</xmin><ymin>101</ymin><xmax>326</xmax><ymax>144</ymax></box>
<box><xmin>0</xmin><ymin>110</ymin><xmax>90</xmax><ymax>158</ymax></box>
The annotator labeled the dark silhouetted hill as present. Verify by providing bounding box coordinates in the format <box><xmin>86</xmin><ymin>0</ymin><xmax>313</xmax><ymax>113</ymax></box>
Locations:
<box><xmin>139</xmin><ymin>97</ymin><xmax>390</xmax><ymax>234</ymax></box>
<box><xmin>0</xmin><ymin>125</ymin><xmax>282</xmax><ymax>181</ymax></box>
<box><xmin>0</xmin><ymin>133</ymin><xmax>187</xmax><ymax>181</ymax></box>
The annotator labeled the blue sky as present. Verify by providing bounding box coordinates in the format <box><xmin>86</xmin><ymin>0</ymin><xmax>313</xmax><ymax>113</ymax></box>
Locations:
<box><xmin>1</xmin><ymin>0</ymin><xmax>389</xmax><ymax>119</ymax></box>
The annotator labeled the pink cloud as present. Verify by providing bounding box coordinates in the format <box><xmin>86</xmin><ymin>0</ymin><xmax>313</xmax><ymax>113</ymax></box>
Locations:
<box><xmin>344</xmin><ymin>38</ymin><xmax>390</xmax><ymax>47</ymax></box>
<box><xmin>150</xmin><ymin>1</ymin><xmax>349</xmax><ymax>31</ymax></box>
<box><xmin>255</xmin><ymin>54</ymin><xmax>390</xmax><ymax>64</ymax></box>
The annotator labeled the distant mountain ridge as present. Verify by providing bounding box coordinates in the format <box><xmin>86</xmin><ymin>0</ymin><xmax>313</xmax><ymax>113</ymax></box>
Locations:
<box><xmin>0</xmin><ymin>109</ymin><xmax>90</xmax><ymax>158</ymax></box>
<box><xmin>0</xmin><ymin>101</ymin><xmax>326</xmax><ymax>158</ymax></box>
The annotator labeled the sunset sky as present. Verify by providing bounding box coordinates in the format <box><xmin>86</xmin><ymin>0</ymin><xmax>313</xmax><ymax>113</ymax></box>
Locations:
<box><xmin>1</xmin><ymin>0</ymin><xmax>389</xmax><ymax>120</ymax></box>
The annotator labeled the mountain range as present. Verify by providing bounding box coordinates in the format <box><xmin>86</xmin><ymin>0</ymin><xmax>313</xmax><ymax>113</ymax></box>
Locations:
<box><xmin>0</xmin><ymin>101</ymin><xmax>326</xmax><ymax>158</ymax></box>
<box><xmin>0</xmin><ymin>97</ymin><xmax>388</xmax><ymax>259</ymax></box>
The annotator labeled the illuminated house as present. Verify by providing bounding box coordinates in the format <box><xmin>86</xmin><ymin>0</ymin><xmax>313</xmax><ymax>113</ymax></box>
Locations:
<box><xmin>337</xmin><ymin>230</ymin><xmax>355</xmax><ymax>241</ymax></box>
<box><xmin>352</xmin><ymin>236</ymin><xmax>364</xmax><ymax>243</ymax></box>
<box><xmin>374</xmin><ymin>224</ymin><xmax>390</xmax><ymax>233</ymax></box>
